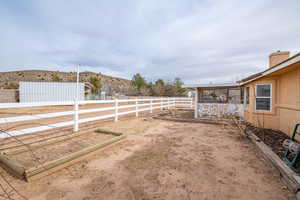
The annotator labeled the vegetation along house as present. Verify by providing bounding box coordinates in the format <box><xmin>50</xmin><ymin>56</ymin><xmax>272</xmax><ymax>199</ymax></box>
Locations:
<box><xmin>185</xmin><ymin>51</ymin><xmax>300</xmax><ymax>137</ymax></box>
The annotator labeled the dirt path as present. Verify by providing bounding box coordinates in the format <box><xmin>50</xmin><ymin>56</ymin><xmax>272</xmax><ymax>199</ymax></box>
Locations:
<box><xmin>0</xmin><ymin>119</ymin><xmax>295</xmax><ymax>200</ymax></box>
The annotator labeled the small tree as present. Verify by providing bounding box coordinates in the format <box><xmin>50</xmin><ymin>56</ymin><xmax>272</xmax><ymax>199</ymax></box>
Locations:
<box><xmin>152</xmin><ymin>79</ymin><xmax>165</xmax><ymax>96</ymax></box>
<box><xmin>140</xmin><ymin>87</ymin><xmax>151</xmax><ymax>96</ymax></box>
<box><xmin>52</xmin><ymin>75</ymin><xmax>62</xmax><ymax>82</ymax></box>
<box><xmin>174</xmin><ymin>77</ymin><xmax>186</xmax><ymax>96</ymax></box>
<box><xmin>89</xmin><ymin>77</ymin><xmax>102</xmax><ymax>94</ymax></box>
<box><xmin>163</xmin><ymin>84</ymin><xmax>177</xmax><ymax>96</ymax></box>
<box><xmin>155</xmin><ymin>79</ymin><xmax>164</xmax><ymax>86</ymax></box>
<box><xmin>131</xmin><ymin>73</ymin><xmax>147</xmax><ymax>90</ymax></box>
<box><xmin>4</xmin><ymin>82</ymin><xmax>19</xmax><ymax>89</ymax></box>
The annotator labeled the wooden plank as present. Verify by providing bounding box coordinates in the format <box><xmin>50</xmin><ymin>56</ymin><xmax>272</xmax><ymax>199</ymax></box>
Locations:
<box><xmin>95</xmin><ymin>129</ymin><xmax>123</xmax><ymax>136</ymax></box>
<box><xmin>0</xmin><ymin>153</ymin><xmax>26</xmax><ymax>179</ymax></box>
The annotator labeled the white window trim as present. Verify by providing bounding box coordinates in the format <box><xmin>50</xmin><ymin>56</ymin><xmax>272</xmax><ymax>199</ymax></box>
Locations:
<box><xmin>244</xmin><ymin>87</ymin><xmax>250</xmax><ymax>107</ymax></box>
<box><xmin>255</xmin><ymin>84</ymin><xmax>272</xmax><ymax>111</ymax></box>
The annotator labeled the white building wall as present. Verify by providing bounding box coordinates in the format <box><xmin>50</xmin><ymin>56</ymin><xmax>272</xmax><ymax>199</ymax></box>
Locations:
<box><xmin>19</xmin><ymin>81</ymin><xmax>84</xmax><ymax>102</ymax></box>
<box><xmin>197</xmin><ymin>103</ymin><xmax>244</xmax><ymax>118</ymax></box>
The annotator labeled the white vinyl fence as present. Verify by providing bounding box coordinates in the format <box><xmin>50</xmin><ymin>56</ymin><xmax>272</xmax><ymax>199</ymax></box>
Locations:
<box><xmin>0</xmin><ymin>97</ymin><xmax>193</xmax><ymax>139</ymax></box>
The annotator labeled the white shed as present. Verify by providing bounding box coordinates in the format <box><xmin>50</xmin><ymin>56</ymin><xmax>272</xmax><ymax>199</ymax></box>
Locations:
<box><xmin>19</xmin><ymin>81</ymin><xmax>84</xmax><ymax>102</ymax></box>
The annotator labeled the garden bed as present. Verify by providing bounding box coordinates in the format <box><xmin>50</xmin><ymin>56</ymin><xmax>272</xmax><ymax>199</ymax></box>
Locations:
<box><xmin>11</xmin><ymin>131</ymin><xmax>115</xmax><ymax>168</ymax></box>
<box><xmin>245</xmin><ymin>124</ymin><xmax>290</xmax><ymax>158</ymax></box>
<box><xmin>0</xmin><ymin>129</ymin><xmax>126</xmax><ymax>181</ymax></box>
<box><xmin>244</xmin><ymin>124</ymin><xmax>300</xmax><ymax>196</ymax></box>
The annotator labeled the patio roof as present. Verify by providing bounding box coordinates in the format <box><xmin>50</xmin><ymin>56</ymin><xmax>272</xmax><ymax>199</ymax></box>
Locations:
<box><xmin>183</xmin><ymin>83</ymin><xmax>240</xmax><ymax>89</ymax></box>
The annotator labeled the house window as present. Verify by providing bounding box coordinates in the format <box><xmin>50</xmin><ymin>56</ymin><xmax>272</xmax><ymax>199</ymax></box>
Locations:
<box><xmin>255</xmin><ymin>84</ymin><xmax>272</xmax><ymax>111</ymax></box>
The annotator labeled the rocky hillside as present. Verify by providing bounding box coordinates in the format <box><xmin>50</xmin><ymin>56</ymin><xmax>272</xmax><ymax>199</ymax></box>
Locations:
<box><xmin>0</xmin><ymin>70</ymin><xmax>134</xmax><ymax>94</ymax></box>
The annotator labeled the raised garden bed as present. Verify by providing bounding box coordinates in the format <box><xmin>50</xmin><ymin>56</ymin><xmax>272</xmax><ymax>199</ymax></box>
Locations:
<box><xmin>245</xmin><ymin>124</ymin><xmax>300</xmax><ymax>197</ymax></box>
<box><xmin>0</xmin><ymin>129</ymin><xmax>126</xmax><ymax>181</ymax></box>
<box><xmin>245</xmin><ymin>124</ymin><xmax>290</xmax><ymax>158</ymax></box>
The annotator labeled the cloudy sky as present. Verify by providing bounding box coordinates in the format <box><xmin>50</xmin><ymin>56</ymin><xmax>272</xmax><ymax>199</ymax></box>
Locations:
<box><xmin>0</xmin><ymin>0</ymin><xmax>299</xmax><ymax>84</ymax></box>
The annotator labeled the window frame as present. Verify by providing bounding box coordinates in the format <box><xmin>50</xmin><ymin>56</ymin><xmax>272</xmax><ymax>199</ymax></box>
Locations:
<box><xmin>255</xmin><ymin>84</ymin><xmax>272</xmax><ymax>111</ymax></box>
<box><xmin>245</xmin><ymin>87</ymin><xmax>250</xmax><ymax>107</ymax></box>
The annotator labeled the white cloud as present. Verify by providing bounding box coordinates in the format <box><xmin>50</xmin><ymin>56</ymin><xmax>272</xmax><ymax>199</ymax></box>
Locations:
<box><xmin>0</xmin><ymin>0</ymin><xmax>299</xmax><ymax>84</ymax></box>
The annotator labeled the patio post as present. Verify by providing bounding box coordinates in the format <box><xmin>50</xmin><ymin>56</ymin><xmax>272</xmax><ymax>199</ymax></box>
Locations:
<box><xmin>243</xmin><ymin>87</ymin><xmax>247</xmax><ymax>107</ymax></box>
<box><xmin>194</xmin><ymin>88</ymin><xmax>198</xmax><ymax>118</ymax></box>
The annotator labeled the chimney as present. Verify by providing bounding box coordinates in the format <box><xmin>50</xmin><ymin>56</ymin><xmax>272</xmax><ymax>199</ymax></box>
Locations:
<box><xmin>269</xmin><ymin>51</ymin><xmax>290</xmax><ymax>68</ymax></box>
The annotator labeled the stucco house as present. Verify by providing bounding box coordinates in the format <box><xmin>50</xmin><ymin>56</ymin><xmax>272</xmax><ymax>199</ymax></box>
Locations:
<box><xmin>241</xmin><ymin>51</ymin><xmax>300</xmax><ymax>136</ymax></box>
<box><xmin>184</xmin><ymin>51</ymin><xmax>300</xmax><ymax>137</ymax></box>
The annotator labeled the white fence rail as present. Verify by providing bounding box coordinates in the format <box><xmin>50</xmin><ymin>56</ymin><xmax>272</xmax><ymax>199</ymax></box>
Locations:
<box><xmin>0</xmin><ymin>97</ymin><xmax>193</xmax><ymax>139</ymax></box>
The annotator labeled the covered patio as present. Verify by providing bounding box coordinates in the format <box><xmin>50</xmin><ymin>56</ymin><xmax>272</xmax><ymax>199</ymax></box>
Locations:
<box><xmin>184</xmin><ymin>83</ymin><xmax>244</xmax><ymax>118</ymax></box>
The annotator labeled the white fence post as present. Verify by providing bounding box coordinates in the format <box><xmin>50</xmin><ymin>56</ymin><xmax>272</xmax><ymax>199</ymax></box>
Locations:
<box><xmin>1</xmin><ymin>96</ymin><xmax>203</xmax><ymax>139</ymax></box>
<box><xmin>135</xmin><ymin>98</ymin><xmax>138</xmax><ymax>117</ymax></box>
<box><xmin>150</xmin><ymin>98</ymin><xmax>153</xmax><ymax>113</ymax></box>
<box><xmin>73</xmin><ymin>100</ymin><xmax>79</xmax><ymax>132</ymax></box>
<box><xmin>190</xmin><ymin>98</ymin><xmax>193</xmax><ymax>108</ymax></box>
<box><xmin>115</xmin><ymin>98</ymin><xmax>118</xmax><ymax>121</ymax></box>
<box><xmin>174</xmin><ymin>98</ymin><xmax>176</xmax><ymax>108</ymax></box>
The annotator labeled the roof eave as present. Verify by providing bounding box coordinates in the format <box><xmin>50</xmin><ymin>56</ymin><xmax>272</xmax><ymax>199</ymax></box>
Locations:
<box><xmin>241</xmin><ymin>53</ymin><xmax>300</xmax><ymax>85</ymax></box>
<box><xmin>183</xmin><ymin>83</ymin><xmax>240</xmax><ymax>89</ymax></box>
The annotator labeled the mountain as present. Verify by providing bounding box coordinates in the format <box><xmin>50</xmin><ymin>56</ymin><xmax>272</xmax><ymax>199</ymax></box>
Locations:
<box><xmin>0</xmin><ymin>70</ymin><xmax>135</xmax><ymax>95</ymax></box>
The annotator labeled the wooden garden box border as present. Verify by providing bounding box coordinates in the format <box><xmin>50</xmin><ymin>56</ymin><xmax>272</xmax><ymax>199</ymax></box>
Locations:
<box><xmin>0</xmin><ymin>129</ymin><xmax>126</xmax><ymax>181</ymax></box>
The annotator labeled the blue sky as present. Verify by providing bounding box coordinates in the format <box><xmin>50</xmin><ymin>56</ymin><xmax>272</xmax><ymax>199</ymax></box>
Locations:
<box><xmin>0</xmin><ymin>0</ymin><xmax>299</xmax><ymax>84</ymax></box>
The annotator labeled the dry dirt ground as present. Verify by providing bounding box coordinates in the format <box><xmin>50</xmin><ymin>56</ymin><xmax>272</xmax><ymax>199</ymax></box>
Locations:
<box><xmin>0</xmin><ymin>117</ymin><xmax>296</xmax><ymax>200</ymax></box>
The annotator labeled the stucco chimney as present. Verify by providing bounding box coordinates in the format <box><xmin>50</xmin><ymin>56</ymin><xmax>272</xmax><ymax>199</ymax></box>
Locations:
<box><xmin>269</xmin><ymin>51</ymin><xmax>290</xmax><ymax>68</ymax></box>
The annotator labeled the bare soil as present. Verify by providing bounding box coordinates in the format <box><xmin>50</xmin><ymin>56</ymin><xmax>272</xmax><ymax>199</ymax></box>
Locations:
<box><xmin>157</xmin><ymin>108</ymin><xmax>194</xmax><ymax>119</ymax></box>
<box><xmin>0</xmin><ymin>117</ymin><xmax>295</xmax><ymax>200</ymax></box>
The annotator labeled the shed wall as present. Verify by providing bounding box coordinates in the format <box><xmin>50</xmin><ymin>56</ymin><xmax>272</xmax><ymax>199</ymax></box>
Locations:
<box><xmin>19</xmin><ymin>82</ymin><xmax>84</xmax><ymax>102</ymax></box>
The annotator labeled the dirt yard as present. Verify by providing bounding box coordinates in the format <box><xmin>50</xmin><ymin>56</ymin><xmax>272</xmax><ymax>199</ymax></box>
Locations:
<box><xmin>0</xmin><ymin>117</ymin><xmax>296</xmax><ymax>200</ymax></box>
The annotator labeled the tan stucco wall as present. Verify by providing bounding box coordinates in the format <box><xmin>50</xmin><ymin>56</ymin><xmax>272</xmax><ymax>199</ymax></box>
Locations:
<box><xmin>244</xmin><ymin>63</ymin><xmax>300</xmax><ymax>137</ymax></box>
